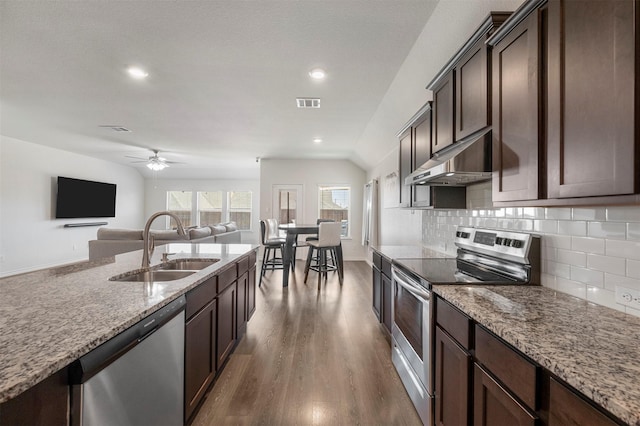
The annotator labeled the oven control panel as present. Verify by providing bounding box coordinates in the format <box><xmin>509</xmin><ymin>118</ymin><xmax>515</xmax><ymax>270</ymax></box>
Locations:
<box><xmin>454</xmin><ymin>226</ymin><xmax>539</xmax><ymax>263</ymax></box>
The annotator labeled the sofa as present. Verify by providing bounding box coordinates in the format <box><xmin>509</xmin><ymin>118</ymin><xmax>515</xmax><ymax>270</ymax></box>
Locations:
<box><xmin>88</xmin><ymin>222</ymin><xmax>242</xmax><ymax>260</ymax></box>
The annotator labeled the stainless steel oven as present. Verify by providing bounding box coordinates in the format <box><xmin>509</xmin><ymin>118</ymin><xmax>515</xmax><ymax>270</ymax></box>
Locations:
<box><xmin>390</xmin><ymin>226</ymin><xmax>541</xmax><ymax>426</ymax></box>
<box><xmin>391</xmin><ymin>266</ymin><xmax>432</xmax><ymax>425</ymax></box>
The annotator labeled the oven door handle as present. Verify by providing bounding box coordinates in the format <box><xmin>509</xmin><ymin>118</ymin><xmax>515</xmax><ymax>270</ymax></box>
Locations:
<box><xmin>392</xmin><ymin>269</ymin><xmax>431</xmax><ymax>301</ymax></box>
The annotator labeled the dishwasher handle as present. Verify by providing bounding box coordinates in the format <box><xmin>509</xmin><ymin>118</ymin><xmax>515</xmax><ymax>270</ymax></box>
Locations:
<box><xmin>69</xmin><ymin>295</ymin><xmax>186</xmax><ymax>384</ymax></box>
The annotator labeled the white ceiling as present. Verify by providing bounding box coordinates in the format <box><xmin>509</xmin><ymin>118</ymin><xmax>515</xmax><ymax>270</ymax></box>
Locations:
<box><xmin>0</xmin><ymin>0</ymin><xmax>437</xmax><ymax>179</ymax></box>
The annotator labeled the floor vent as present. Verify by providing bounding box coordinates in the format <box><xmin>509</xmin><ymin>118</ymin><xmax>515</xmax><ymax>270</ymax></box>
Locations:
<box><xmin>296</xmin><ymin>98</ymin><xmax>321</xmax><ymax>108</ymax></box>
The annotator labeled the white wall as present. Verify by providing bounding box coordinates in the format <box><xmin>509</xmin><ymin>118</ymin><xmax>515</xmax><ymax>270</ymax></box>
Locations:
<box><xmin>144</xmin><ymin>178</ymin><xmax>260</xmax><ymax>244</ymax></box>
<box><xmin>0</xmin><ymin>136</ymin><xmax>145</xmax><ymax>276</ymax></box>
<box><xmin>260</xmin><ymin>158</ymin><xmax>367</xmax><ymax>261</ymax></box>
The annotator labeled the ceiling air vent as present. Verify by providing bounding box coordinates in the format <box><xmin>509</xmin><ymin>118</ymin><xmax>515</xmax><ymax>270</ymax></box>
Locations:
<box><xmin>99</xmin><ymin>125</ymin><xmax>131</xmax><ymax>132</ymax></box>
<box><xmin>296</xmin><ymin>98</ymin><xmax>321</xmax><ymax>108</ymax></box>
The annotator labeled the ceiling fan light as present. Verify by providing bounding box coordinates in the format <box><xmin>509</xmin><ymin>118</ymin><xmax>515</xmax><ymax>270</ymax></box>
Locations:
<box><xmin>147</xmin><ymin>161</ymin><xmax>167</xmax><ymax>171</ymax></box>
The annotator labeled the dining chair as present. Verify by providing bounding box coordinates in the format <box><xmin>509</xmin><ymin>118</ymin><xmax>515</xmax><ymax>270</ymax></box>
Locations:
<box><xmin>259</xmin><ymin>219</ymin><xmax>285</xmax><ymax>287</ymax></box>
<box><xmin>306</xmin><ymin>219</ymin><xmax>336</xmax><ymax>267</ymax></box>
<box><xmin>304</xmin><ymin>222</ymin><xmax>343</xmax><ymax>290</ymax></box>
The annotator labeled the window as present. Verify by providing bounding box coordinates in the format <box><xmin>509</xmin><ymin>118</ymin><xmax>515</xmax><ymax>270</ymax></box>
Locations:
<box><xmin>318</xmin><ymin>185</ymin><xmax>350</xmax><ymax>237</ymax></box>
<box><xmin>167</xmin><ymin>191</ymin><xmax>192</xmax><ymax>228</ymax></box>
<box><xmin>228</xmin><ymin>191</ymin><xmax>252</xmax><ymax>230</ymax></box>
<box><xmin>198</xmin><ymin>191</ymin><xmax>222</xmax><ymax>226</ymax></box>
<box><xmin>165</xmin><ymin>190</ymin><xmax>253</xmax><ymax>230</ymax></box>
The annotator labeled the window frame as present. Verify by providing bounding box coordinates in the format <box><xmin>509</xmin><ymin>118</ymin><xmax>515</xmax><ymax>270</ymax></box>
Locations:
<box><xmin>317</xmin><ymin>184</ymin><xmax>351</xmax><ymax>239</ymax></box>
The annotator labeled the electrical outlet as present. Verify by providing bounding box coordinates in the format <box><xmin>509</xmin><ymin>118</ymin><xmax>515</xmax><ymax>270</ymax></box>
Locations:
<box><xmin>615</xmin><ymin>285</ymin><xmax>640</xmax><ymax>307</ymax></box>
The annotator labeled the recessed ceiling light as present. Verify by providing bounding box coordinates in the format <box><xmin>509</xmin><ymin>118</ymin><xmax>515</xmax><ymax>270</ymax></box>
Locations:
<box><xmin>309</xmin><ymin>68</ymin><xmax>326</xmax><ymax>80</ymax></box>
<box><xmin>313</xmin><ymin>138</ymin><xmax>323</xmax><ymax>143</ymax></box>
<box><xmin>127</xmin><ymin>66</ymin><xmax>149</xmax><ymax>79</ymax></box>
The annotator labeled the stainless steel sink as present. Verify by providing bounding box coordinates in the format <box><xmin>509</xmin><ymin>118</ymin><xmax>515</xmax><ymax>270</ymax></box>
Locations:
<box><xmin>110</xmin><ymin>270</ymin><xmax>195</xmax><ymax>282</ymax></box>
<box><xmin>157</xmin><ymin>259</ymin><xmax>220</xmax><ymax>271</ymax></box>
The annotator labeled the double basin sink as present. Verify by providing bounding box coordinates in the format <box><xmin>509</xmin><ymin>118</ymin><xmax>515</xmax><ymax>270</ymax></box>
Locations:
<box><xmin>110</xmin><ymin>258</ymin><xmax>220</xmax><ymax>282</ymax></box>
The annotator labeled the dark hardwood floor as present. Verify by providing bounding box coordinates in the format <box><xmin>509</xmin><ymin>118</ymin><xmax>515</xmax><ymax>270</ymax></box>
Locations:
<box><xmin>192</xmin><ymin>260</ymin><xmax>422</xmax><ymax>425</ymax></box>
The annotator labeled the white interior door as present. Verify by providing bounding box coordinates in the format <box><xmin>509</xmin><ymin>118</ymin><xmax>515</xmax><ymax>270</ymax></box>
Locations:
<box><xmin>271</xmin><ymin>185</ymin><xmax>303</xmax><ymax>227</ymax></box>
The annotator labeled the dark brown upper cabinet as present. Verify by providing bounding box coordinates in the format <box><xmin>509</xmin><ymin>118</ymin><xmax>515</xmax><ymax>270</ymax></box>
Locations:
<box><xmin>489</xmin><ymin>4</ymin><xmax>542</xmax><ymax>203</ymax></box>
<box><xmin>546</xmin><ymin>0</ymin><xmax>636</xmax><ymax>199</ymax></box>
<box><xmin>427</xmin><ymin>12</ymin><xmax>511</xmax><ymax>154</ymax></box>
<box><xmin>489</xmin><ymin>0</ymin><xmax>640</xmax><ymax>206</ymax></box>
<box><xmin>398</xmin><ymin>102</ymin><xmax>466</xmax><ymax>209</ymax></box>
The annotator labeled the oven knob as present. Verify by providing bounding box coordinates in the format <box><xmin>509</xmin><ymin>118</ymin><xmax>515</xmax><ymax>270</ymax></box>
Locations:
<box><xmin>502</xmin><ymin>238</ymin><xmax>512</xmax><ymax>246</ymax></box>
<box><xmin>495</xmin><ymin>237</ymin><xmax>503</xmax><ymax>245</ymax></box>
<box><xmin>511</xmin><ymin>239</ymin><xmax>523</xmax><ymax>248</ymax></box>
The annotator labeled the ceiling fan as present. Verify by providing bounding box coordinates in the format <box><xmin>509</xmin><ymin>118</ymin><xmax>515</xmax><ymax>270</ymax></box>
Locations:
<box><xmin>126</xmin><ymin>150</ymin><xmax>181</xmax><ymax>171</ymax></box>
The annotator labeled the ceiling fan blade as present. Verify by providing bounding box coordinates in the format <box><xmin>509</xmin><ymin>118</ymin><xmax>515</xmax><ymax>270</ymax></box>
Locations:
<box><xmin>125</xmin><ymin>155</ymin><xmax>148</xmax><ymax>160</ymax></box>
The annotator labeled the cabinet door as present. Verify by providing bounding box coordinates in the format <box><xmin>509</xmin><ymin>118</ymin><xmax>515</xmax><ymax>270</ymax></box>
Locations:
<box><xmin>381</xmin><ymin>272</ymin><xmax>392</xmax><ymax>334</ymax></box>
<box><xmin>236</xmin><ymin>272</ymin><xmax>247</xmax><ymax>336</ymax></box>
<box><xmin>473</xmin><ymin>364</ymin><xmax>537</xmax><ymax>426</ymax></box>
<box><xmin>548</xmin><ymin>378</ymin><xmax>618</xmax><ymax>426</ymax></box>
<box><xmin>491</xmin><ymin>10</ymin><xmax>540</xmax><ymax>202</ymax></box>
<box><xmin>217</xmin><ymin>283</ymin><xmax>236</xmax><ymax>368</ymax></box>
<box><xmin>456</xmin><ymin>36</ymin><xmax>489</xmax><ymax>139</ymax></box>
<box><xmin>372</xmin><ymin>265</ymin><xmax>382</xmax><ymax>322</ymax></box>
<box><xmin>432</xmin><ymin>71</ymin><xmax>455</xmax><ymax>153</ymax></box>
<box><xmin>399</xmin><ymin>128</ymin><xmax>413</xmax><ymax>207</ymax></box>
<box><xmin>185</xmin><ymin>299</ymin><xmax>217</xmax><ymax>421</ymax></box>
<box><xmin>435</xmin><ymin>326</ymin><xmax>471</xmax><ymax>426</ymax></box>
<box><xmin>547</xmin><ymin>0</ymin><xmax>636</xmax><ymax>198</ymax></box>
<box><xmin>413</xmin><ymin>111</ymin><xmax>433</xmax><ymax>206</ymax></box>
<box><xmin>247</xmin><ymin>266</ymin><xmax>256</xmax><ymax>319</ymax></box>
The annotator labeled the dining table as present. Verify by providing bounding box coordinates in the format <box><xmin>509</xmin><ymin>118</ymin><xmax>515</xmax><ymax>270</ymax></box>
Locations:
<box><xmin>278</xmin><ymin>223</ymin><xmax>344</xmax><ymax>287</ymax></box>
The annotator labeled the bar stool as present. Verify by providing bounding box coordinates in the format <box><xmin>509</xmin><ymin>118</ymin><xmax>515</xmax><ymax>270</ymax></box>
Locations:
<box><xmin>304</xmin><ymin>222</ymin><xmax>343</xmax><ymax>290</ymax></box>
<box><xmin>259</xmin><ymin>219</ymin><xmax>285</xmax><ymax>287</ymax></box>
<box><xmin>305</xmin><ymin>218</ymin><xmax>336</xmax><ymax>268</ymax></box>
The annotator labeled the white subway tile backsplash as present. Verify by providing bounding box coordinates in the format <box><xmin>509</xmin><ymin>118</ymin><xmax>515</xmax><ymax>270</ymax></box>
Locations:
<box><xmin>571</xmin><ymin>236</ymin><xmax>605</xmax><ymax>255</ymax></box>
<box><xmin>570</xmin><ymin>266</ymin><xmax>604</xmax><ymax>287</ymax></box>
<box><xmin>624</xmin><ymin>305</ymin><xmax>640</xmax><ymax>318</ymax></box>
<box><xmin>588</xmin><ymin>221</ymin><xmax>626</xmax><ymax>240</ymax></box>
<box><xmin>604</xmin><ymin>273</ymin><xmax>640</xmax><ymax>291</ymax></box>
<box><xmin>555</xmin><ymin>277</ymin><xmax>587</xmax><ymax>299</ymax></box>
<box><xmin>607</xmin><ymin>206</ymin><xmax>640</xmax><ymax>222</ymax></box>
<box><xmin>587</xmin><ymin>254</ymin><xmax>626</xmax><ymax>274</ymax></box>
<box><xmin>546</xmin><ymin>208</ymin><xmax>571</xmax><ymax>220</ymax></box>
<box><xmin>534</xmin><ymin>219</ymin><xmax>559</xmax><ymax>234</ymax></box>
<box><xmin>556</xmin><ymin>249</ymin><xmax>586</xmax><ymax>267</ymax></box>
<box><xmin>572</xmin><ymin>207</ymin><xmax>606</xmax><ymax>221</ymax></box>
<box><xmin>586</xmin><ymin>286</ymin><xmax>620</xmax><ymax>311</ymax></box>
<box><xmin>606</xmin><ymin>239</ymin><xmax>640</xmax><ymax>260</ymax></box>
<box><xmin>422</xmin><ymin>205</ymin><xmax>640</xmax><ymax>315</ymax></box>
<box><xmin>626</xmin><ymin>259</ymin><xmax>640</xmax><ymax>279</ymax></box>
<box><xmin>558</xmin><ymin>220</ymin><xmax>587</xmax><ymax>236</ymax></box>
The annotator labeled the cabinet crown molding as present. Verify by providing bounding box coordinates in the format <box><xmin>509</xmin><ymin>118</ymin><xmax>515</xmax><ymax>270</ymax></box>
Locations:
<box><xmin>487</xmin><ymin>0</ymin><xmax>548</xmax><ymax>47</ymax></box>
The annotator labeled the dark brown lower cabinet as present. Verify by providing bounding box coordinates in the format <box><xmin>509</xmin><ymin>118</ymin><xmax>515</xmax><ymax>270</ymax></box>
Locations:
<box><xmin>372</xmin><ymin>265</ymin><xmax>382</xmax><ymax>321</ymax></box>
<box><xmin>435</xmin><ymin>326</ymin><xmax>471</xmax><ymax>426</ymax></box>
<box><xmin>237</xmin><ymin>271</ymin><xmax>247</xmax><ymax>336</ymax></box>
<box><xmin>547</xmin><ymin>378</ymin><xmax>618</xmax><ymax>426</ymax></box>
<box><xmin>247</xmin><ymin>265</ymin><xmax>256</xmax><ymax>318</ymax></box>
<box><xmin>0</xmin><ymin>368</ymin><xmax>69</xmax><ymax>425</ymax></box>
<box><xmin>474</xmin><ymin>363</ymin><xmax>537</xmax><ymax>426</ymax></box>
<box><xmin>381</xmin><ymin>272</ymin><xmax>392</xmax><ymax>334</ymax></box>
<box><xmin>217</xmin><ymin>282</ymin><xmax>236</xmax><ymax>368</ymax></box>
<box><xmin>185</xmin><ymin>299</ymin><xmax>217</xmax><ymax>421</ymax></box>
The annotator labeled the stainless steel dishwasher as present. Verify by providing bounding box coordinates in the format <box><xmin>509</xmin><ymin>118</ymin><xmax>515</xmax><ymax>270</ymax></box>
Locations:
<box><xmin>70</xmin><ymin>295</ymin><xmax>186</xmax><ymax>426</ymax></box>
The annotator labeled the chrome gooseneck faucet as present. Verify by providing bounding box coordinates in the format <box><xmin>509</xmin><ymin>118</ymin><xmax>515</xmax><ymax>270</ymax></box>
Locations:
<box><xmin>141</xmin><ymin>211</ymin><xmax>187</xmax><ymax>268</ymax></box>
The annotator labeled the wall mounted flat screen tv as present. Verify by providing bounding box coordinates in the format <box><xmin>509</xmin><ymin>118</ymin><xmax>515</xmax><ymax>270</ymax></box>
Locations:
<box><xmin>55</xmin><ymin>177</ymin><xmax>117</xmax><ymax>218</ymax></box>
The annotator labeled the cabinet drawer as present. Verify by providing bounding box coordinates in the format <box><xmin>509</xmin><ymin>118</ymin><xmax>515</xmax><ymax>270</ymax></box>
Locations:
<box><xmin>373</xmin><ymin>251</ymin><xmax>382</xmax><ymax>269</ymax></box>
<box><xmin>436</xmin><ymin>297</ymin><xmax>472</xmax><ymax>350</ymax></box>
<box><xmin>186</xmin><ymin>276</ymin><xmax>217</xmax><ymax>319</ymax></box>
<box><xmin>218</xmin><ymin>264</ymin><xmax>237</xmax><ymax>292</ymax></box>
<box><xmin>548</xmin><ymin>377</ymin><xmax>618</xmax><ymax>426</ymax></box>
<box><xmin>475</xmin><ymin>325</ymin><xmax>537</xmax><ymax>410</ymax></box>
<box><xmin>237</xmin><ymin>256</ymin><xmax>249</xmax><ymax>275</ymax></box>
<box><xmin>248</xmin><ymin>250</ymin><xmax>257</xmax><ymax>266</ymax></box>
<box><xmin>381</xmin><ymin>256</ymin><xmax>392</xmax><ymax>278</ymax></box>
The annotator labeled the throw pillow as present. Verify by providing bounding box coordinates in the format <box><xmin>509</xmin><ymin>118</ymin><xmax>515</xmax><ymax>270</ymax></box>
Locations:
<box><xmin>208</xmin><ymin>224</ymin><xmax>227</xmax><ymax>235</ymax></box>
<box><xmin>222</xmin><ymin>221</ymin><xmax>238</xmax><ymax>232</ymax></box>
<box><xmin>189</xmin><ymin>227</ymin><xmax>212</xmax><ymax>239</ymax></box>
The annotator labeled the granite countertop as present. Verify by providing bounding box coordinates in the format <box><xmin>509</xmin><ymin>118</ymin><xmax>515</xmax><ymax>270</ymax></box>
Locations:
<box><xmin>372</xmin><ymin>244</ymin><xmax>452</xmax><ymax>260</ymax></box>
<box><xmin>433</xmin><ymin>285</ymin><xmax>640</xmax><ymax>426</ymax></box>
<box><xmin>0</xmin><ymin>243</ymin><xmax>257</xmax><ymax>404</ymax></box>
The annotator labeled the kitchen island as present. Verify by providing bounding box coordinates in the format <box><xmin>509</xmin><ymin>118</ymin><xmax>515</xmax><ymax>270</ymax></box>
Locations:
<box><xmin>0</xmin><ymin>243</ymin><xmax>257</xmax><ymax>422</ymax></box>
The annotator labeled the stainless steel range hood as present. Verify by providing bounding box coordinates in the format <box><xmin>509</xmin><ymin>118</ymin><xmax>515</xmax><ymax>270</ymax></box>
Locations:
<box><xmin>406</xmin><ymin>126</ymin><xmax>492</xmax><ymax>186</ymax></box>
